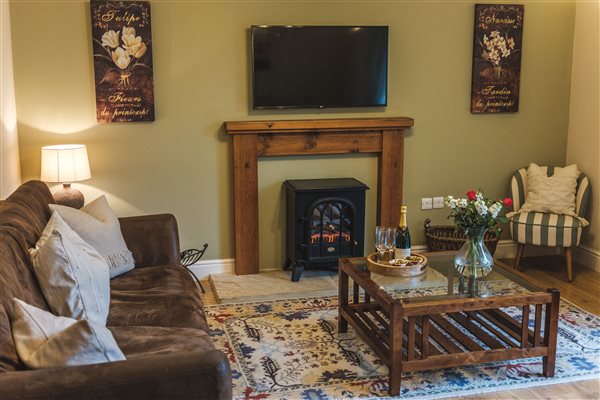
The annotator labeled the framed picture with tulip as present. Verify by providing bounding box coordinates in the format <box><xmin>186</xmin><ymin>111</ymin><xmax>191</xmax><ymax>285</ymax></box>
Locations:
<box><xmin>91</xmin><ymin>0</ymin><xmax>155</xmax><ymax>122</ymax></box>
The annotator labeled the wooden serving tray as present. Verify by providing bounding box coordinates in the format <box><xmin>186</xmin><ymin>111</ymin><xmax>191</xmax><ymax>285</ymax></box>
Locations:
<box><xmin>366</xmin><ymin>252</ymin><xmax>428</xmax><ymax>277</ymax></box>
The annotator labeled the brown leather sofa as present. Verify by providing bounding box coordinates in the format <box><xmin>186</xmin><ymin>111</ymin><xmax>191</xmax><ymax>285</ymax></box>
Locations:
<box><xmin>0</xmin><ymin>181</ymin><xmax>232</xmax><ymax>400</ymax></box>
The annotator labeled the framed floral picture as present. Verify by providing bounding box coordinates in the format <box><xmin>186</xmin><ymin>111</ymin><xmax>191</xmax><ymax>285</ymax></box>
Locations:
<box><xmin>91</xmin><ymin>0</ymin><xmax>155</xmax><ymax>122</ymax></box>
<box><xmin>470</xmin><ymin>4</ymin><xmax>524</xmax><ymax>113</ymax></box>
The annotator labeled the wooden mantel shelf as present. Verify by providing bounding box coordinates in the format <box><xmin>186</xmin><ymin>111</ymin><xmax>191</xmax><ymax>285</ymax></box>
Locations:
<box><xmin>224</xmin><ymin>117</ymin><xmax>414</xmax><ymax>275</ymax></box>
<box><xmin>224</xmin><ymin>117</ymin><xmax>414</xmax><ymax>134</ymax></box>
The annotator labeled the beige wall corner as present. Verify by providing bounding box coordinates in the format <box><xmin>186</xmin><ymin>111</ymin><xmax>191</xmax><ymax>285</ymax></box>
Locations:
<box><xmin>567</xmin><ymin>0</ymin><xmax>600</xmax><ymax>253</ymax></box>
<box><xmin>1</xmin><ymin>1</ymin><xmax>21</xmax><ymax>199</ymax></box>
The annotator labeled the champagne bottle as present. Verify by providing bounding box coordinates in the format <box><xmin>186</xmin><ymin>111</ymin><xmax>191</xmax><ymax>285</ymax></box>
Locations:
<box><xmin>394</xmin><ymin>205</ymin><xmax>411</xmax><ymax>259</ymax></box>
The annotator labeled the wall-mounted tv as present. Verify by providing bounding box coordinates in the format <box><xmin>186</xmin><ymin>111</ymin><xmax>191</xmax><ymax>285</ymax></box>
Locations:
<box><xmin>251</xmin><ymin>25</ymin><xmax>389</xmax><ymax>109</ymax></box>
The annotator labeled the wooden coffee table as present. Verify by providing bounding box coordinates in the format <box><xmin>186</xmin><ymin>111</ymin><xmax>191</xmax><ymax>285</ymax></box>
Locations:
<box><xmin>338</xmin><ymin>253</ymin><xmax>560</xmax><ymax>397</ymax></box>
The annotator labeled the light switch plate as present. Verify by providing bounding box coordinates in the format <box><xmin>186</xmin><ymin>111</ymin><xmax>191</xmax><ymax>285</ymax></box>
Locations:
<box><xmin>433</xmin><ymin>197</ymin><xmax>445</xmax><ymax>209</ymax></box>
<box><xmin>421</xmin><ymin>198</ymin><xmax>433</xmax><ymax>210</ymax></box>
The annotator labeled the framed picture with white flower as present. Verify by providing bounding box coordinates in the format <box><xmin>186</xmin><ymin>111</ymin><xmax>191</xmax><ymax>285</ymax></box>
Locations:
<box><xmin>470</xmin><ymin>4</ymin><xmax>524</xmax><ymax>113</ymax></box>
<box><xmin>91</xmin><ymin>0</ymin><xmax>155</xmax><ymax>122</ymax></box>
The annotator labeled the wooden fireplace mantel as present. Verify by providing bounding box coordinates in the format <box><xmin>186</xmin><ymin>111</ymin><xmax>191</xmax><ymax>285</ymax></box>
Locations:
<box><xmin>224</xmin><ymin>117</ymin><xmax>414</xmax><ymax>275</ymax></box>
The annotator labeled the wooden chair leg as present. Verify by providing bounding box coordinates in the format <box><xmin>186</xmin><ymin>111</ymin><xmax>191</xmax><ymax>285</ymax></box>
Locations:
<box><xmin>565</xmin><ymin>247</ymin><xmax>573</xmax><ymax>282</ymax></box>
<box><xmin>514</xmin><ymin>243</ymin><xmax>525</xmax><ymax>270</ymax></box>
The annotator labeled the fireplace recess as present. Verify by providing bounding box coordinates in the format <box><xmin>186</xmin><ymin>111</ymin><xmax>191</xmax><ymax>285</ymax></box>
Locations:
<box><xmin>284</xmin><ymin>178</ymin><xmax>369</xmax><ymax>282</ymax></box>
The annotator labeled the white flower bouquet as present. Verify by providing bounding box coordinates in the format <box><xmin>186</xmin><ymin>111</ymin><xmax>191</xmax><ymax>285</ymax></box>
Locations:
<box><xmin>445</xmin><ymin>190</ymin><xmax>513</xmax><ymax>278</ymax></box>
<box><xmin>94</xmin><ymin>27</ymin><xmax>150</xmax><ymax>88</ymax></box>
<box><xmin>478</xmin><ymin>30</ymin><xmax>516</xmax><ymax>79</ymax></box>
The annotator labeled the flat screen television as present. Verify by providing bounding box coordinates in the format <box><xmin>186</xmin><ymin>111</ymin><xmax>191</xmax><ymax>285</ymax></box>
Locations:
<box><xmin>251</xmin><ymin>25</ymin><xmax>389</xmax><ymax>109</ymax></box>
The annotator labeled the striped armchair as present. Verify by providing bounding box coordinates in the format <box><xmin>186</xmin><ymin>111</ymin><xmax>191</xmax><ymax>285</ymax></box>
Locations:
<box><xmin>508</xmin><ymin>166</ymin><xmax>591</xmax><ymax>281</ymax></box>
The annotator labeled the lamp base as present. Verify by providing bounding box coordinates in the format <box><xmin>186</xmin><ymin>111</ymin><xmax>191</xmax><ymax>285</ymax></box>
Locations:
<box><xmin>53</xmin><ymin>183</ymin><xmax>85</xmax><ymax>209</ymax></box>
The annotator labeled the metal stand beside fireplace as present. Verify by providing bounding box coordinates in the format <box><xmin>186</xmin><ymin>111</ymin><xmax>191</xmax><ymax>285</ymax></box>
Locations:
<box><xmin>284</xmin><ymin>178</ymin><xmax>369</xmax><ymax>282</ymax></box>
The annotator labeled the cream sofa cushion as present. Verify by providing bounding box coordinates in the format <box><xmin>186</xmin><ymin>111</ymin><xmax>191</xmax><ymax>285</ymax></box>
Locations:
<box><xmin>10</xmin><ymin>299</ymin><xmax>125</xmax><ymax>369</ymax></box>
<box><xmin>520</xmin><ymin>163</ymin><xmax>580</xmax><ymax>216</ymax></box>
<box><xmin>50</xmin><ymin>195</ymin><xmax>135</xmax><ymax>278</ymax></box>
<box><xmin>30</xmin><ymin>211</ymin><xmax>110</xmax><ymax>326</ymax></box>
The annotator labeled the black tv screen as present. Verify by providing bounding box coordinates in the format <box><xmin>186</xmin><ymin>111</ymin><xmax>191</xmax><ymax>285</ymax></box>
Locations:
<box><xmin>251</xmin><ymin>25</ymin><xmax>388</xmax><ymax>109</ymax></box>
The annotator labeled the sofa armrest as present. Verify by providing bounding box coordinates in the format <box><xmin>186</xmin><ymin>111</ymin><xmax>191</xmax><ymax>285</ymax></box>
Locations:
<box><xmin>0</xmin><ymin>349</ymin><xmax>232</xmax><ymax>400</ymax></box>
<box><xmin>119</xmin><ymin>214</ymin><xmax>181</xmax><ymax>267</ymax></box>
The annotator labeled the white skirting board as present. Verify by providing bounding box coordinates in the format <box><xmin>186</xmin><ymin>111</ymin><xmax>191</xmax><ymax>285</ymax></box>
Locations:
<box><xmin>188</xmin><ymin>239</ymin><xmax>591</xmax><ymax>279</ymax></box>
<box><xmin>186</xmin><ymin>258</ymin><xmax>235</xmax><ymax>280</ymax></box>
<box><xmin>573</xmin><ymin>245</ymin><xmax>600</xmax><ymax>272</ymax></box>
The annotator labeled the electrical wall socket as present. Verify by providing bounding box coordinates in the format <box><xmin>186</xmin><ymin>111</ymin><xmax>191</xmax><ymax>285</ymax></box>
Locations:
<box><xmin>433</xmin><ymin>197</ymin><xmax>445</xmax><ymax>209</ymax></box>
<box><xmin>421</xmin><ymin>198</ymin><xmax>433</xmax><ymax>210</ymax></box>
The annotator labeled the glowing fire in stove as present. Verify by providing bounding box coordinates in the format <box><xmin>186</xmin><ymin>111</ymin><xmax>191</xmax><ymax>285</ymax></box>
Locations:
<box><xmin>311</xmin><ymin>231</ymin><xmax>351</xmax><ymax>244</ymax></box>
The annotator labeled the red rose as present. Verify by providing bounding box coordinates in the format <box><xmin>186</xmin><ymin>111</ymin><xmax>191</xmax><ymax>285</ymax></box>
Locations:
<box><xmin>503</xmin><ymin>198</ymin><xmax>513</xmax><ymax>208</ymax></box>
<box><xmin>467</xmin><ymin>191</ymin><xmax>477</xmax><ymax>201</ymax></box>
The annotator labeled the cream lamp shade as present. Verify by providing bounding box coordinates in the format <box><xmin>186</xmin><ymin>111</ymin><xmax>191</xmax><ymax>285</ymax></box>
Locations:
<box><xmin>40</xmin><ymin>144</ymin><xmax>91</xmax><ymax>208</ymax></box>
<box><xmin>41</xmin><ymin>144</ymin><xmax>91</xmax><ymax>183</ymax></box>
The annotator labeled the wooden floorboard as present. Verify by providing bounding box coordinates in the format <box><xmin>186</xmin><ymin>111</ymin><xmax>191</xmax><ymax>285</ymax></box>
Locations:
<box><xmin>501</xmin><ymin>255</ymin><xmax>600</xmax><ymax>316</ymax></box>
<box><xmin>200</xmin><ymin>254</ymin><xmax>600</xmax><ymax>399</ymax></box>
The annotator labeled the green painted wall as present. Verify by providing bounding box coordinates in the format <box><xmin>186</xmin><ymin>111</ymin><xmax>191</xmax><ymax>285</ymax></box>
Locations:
<box><xmin>11</xmin><ymin>0</ymin><xmax>575</xmax><ymax>269</ymax></box>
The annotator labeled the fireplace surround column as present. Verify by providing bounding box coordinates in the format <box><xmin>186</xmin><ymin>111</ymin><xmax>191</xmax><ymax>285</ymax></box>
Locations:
<box><xmin>224</xmin><ymin>117</ymin><xmax>414</xmax><ymax>275</ymax></box>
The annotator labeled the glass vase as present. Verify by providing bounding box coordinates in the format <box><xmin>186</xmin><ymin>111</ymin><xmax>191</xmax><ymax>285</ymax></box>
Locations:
<box><xmin>454</xmin><ymin>228</ymin><xmax>493</xmax><ymax>278</ymax></box>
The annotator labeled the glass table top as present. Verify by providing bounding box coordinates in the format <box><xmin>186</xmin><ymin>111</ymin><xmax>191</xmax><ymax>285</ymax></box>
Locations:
<box><xmin>346</xmin><ymin>253</ymin><xmax>544</xmax><ymax>303</ymax></box>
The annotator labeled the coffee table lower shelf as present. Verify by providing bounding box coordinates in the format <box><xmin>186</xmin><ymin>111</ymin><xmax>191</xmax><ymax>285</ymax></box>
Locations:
<box><xmin>338</xmin><ymin>259</ymin><xmax>560</xmax><ymax>397</ymax></box>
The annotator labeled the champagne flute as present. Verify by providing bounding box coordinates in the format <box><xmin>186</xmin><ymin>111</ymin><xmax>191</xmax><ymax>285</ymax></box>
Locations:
<box><xmin>385</xmin><ymin>227</ymin><xmax>397</xmax><ymax>261</ymax></box>
<box><xmin>374</xmin><ymin>226</ymin><xmax>386</xmax><ymax>261</ymax></box>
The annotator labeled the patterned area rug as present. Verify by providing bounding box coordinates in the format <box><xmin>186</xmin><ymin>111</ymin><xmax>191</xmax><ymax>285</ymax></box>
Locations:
<box><xmin>206</xmin><ymin>283</ymin><xmax>600</xmax><ymax>399</ymax></box>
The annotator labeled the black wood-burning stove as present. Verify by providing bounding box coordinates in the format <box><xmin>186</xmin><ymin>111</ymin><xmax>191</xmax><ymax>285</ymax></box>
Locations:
<box><xmin>284</xmin><ymin>178</ymin><xmax>369</xmax><ymax>282</ymax></box>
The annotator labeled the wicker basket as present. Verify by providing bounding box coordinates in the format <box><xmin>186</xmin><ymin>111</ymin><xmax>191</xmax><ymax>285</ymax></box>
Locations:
<box><xmin>424</xmin><ymin>218</ymin><xmax>500</xmax><ymax>255</ymax></box>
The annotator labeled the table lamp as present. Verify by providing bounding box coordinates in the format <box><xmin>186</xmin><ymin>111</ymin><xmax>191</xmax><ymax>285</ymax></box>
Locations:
<box><xmin>40</xmin><ymin>144</ymin><xmax>91</xmax><ymax>209</ymax></box>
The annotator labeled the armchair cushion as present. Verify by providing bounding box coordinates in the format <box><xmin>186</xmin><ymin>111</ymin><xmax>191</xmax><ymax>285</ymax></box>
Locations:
<box><xmin>509</xmin><ymin>211</ymin><xmax>583</xmax><ymax>247</ymax></box>
<box><xmin>519</xmin><ymin>163</ymin><xmax>580</xmax><ymax>217</ymax></box>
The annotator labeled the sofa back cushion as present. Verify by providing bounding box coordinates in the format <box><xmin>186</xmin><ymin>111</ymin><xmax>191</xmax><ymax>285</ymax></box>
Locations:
<box><xmin>0</xmin><ymin>304</ymin><xmax>24</xmax><ymax>372</ymax></box>
<box><xmin>1</xmin><ymin>180</ymin><xmax>53</xmax><ymax>248</ymax></box>
<box><xmin>0</xmin><ymin>227</ymin><xmax>50</xmax><ymax>312</ymax></box>
<box><xmin>0</xmin><ymin>227</ymin><xmax>50</xmax><ymax>371</ymax></box>
<box><xmin>0</xmin><ymin>181</ymin><xmax>54</xmax><ymax>371</ymax></box>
